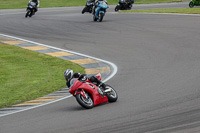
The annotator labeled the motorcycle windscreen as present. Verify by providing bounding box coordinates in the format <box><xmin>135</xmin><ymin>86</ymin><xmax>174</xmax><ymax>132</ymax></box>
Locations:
<box><xmin>95</xmin><ymin>73</ymin><xmax>102</xmax><ymax>81</ymax></box>
<box><xmin>30</xmin><ymin>2</ymin><xmax>36</xmax><ymax>6</ymax></box>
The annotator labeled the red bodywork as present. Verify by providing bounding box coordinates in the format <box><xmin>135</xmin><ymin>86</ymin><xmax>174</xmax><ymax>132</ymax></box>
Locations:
<box><xmin>69</xmin><ymin>73</ymin><xmax>108</xmax><ymax>105</ymax></box>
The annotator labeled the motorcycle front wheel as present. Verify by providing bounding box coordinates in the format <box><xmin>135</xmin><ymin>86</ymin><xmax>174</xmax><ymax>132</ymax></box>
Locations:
<box><xmin>189</xmin><ymin>1</ymin><xmax>194</xmax><ymax>8</ymax></box>
<box><xmin>105</xmin><ymin>85</ymin><xmax>118</xmax><ymax>102</ymax></box>
<box><xmin>25</xmin><ymin>10</ymin><xmax>30</xmax><ymax>18</ymax></box>
<box><xmin>99</xmin><ymin>13</ymin><xmax>104</xmax><ymax>22</ymax></box>
<box><xmin>82</xmin><ymin>6</ymin><xmax>87</xmax><ymax>14</ymax></box>
<box><xmin>93</xmin><ymin>15</ymin><xmax>97</xmax><ymax>21</ymax></box>
<box><xmin>76</xmin><ymin>93</ymin><xmax>94</xmax><ymax>109</ymax></box>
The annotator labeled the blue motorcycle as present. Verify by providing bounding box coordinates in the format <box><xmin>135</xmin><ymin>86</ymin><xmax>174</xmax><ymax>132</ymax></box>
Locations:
<box><xmin>93</xmin><ymin>1</ymin><xmax>108</xmax><ymax>22</ymax></box>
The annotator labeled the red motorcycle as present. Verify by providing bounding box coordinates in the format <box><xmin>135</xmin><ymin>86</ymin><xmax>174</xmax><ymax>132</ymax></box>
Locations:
<box><xmin>69</xmin><ymin>73</ymin><xmax>118</xmax><ymax>109</ymax></box>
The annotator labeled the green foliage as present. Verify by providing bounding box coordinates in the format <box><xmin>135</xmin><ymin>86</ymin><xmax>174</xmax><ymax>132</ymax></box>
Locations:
<box><xmin>120</xmin><ymin>8</ymin><xmax>200</xmax><ymax>14</ymax></box>
<box><xmin>135</xmin><ymin>0</ymin><xmax>188</xmax><ymax>4</ymax></box>
<box><xmin>0</xmin><ymin>44</ymin><xmax>85</xmax><ymax>108</ymax></box>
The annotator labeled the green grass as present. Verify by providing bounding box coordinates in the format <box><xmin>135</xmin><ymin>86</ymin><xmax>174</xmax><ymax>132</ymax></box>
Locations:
<box><xmin>120</xmin><ymin>8</ymin><xmax>200</xmax><ymax>14</ymax></box>
<box><xmin>0</xmin><ymin>0</ymin><xmax>189</xmax><ymax>9</ymax></box>
<box><xmin>134</xmin><ymin>0</ymin><xmax>188</xmax><ymax>4</ymax></box>
<box><xmin>0</xmin><ymin>44</ymin><xmax>85</xmax><ymax>108</ymax></box>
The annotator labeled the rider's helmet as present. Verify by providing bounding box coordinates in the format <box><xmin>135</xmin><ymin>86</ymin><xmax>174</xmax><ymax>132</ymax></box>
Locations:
<box><xmin>64</xmin><ymin>69</ymin><xmax>74</xmax><ymax>81</ymax></box>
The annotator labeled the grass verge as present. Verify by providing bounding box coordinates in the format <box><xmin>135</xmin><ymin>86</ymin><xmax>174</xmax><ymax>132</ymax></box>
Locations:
<box><xmin>0</xmin><ymin>43</ymin><xmax>85</xmax><ymax>108</ymax></box>
<box><xmin>134</xmin><ymin>0</ymin><xmax>188</xmax><ymax>4</ymax></box>
<box><xmin>120</xmin><ymin>8</ymin><xmax>200</xmax><ymax>14</ymax></box>
<box><xmin>0</xmin><ymin>0</ymin><xmax>189</xmax><ymax>9</ymax></box>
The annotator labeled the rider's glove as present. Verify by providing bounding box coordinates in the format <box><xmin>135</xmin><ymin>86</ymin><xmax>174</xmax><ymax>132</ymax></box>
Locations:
<box><xmin>73</xmin><ymin>73</ymin><xmax>81</xmax><ymax>78</ymax></box>
<box><xmin>99</xmin><ymin>83</ymin><xmax>106</xmax><ymax>90</ymax></box>
<box><xmin>79</xmin><ymin>74</ymin><xmax>87</xmax><ymax>81</ymax></box>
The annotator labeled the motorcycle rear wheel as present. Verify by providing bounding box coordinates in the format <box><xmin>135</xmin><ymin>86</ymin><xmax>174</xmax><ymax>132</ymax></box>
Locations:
<box><xmin>25</xmin><ymin>10</ymin><xmax>30</xmax><ymax>18</ymax></box>
<box><xmin>105</xmin><ymin>85</ymin><xmax>118</xmax><ymax>102</ymax></box>
<box><xmin>115</xmin><ymin>5</ymin><xmax>120</xmax><ymax>12</ymax></box>
<box><xmin>129</xmin><ymin>4</ymin><xmax>132</xmax><ymax>9</ymax></box>
<box><xmin>76</xmin><ymin>93</ymin><xmax>94</xmax><ymax>109</ymax></box>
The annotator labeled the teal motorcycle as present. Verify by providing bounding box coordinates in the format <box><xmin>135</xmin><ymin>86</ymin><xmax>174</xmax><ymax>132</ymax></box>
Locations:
<box><xmin>189</xmin><ymin>0</ymin><xmax>200</xmax><ymax>8</ymax></box>
<box><xmin>93</xmin><ymin>1</ymin><xmax>108</xmax><ymax>22</ymax></box>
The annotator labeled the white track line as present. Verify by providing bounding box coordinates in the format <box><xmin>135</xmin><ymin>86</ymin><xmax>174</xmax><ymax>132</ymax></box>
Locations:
<box><xmin>0</xmin><ymin>7</ymin><xmax>79</xmax><ymax>16</ymax></box>
<box><xmin>0</xmin><ymin>33</ymin><xmax>118</xmax><ymax>117</ymax></box>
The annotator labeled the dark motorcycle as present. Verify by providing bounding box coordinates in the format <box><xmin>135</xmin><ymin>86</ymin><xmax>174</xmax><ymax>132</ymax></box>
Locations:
<box><xmin>82</xmin><ymin>1</ymin><xmax>94</xmax><ymax>14</ymax></box>
<box><xmin>25</xmin><ymin>2</ymin><xmax>37</xmax><ymax>18</ymax></box>
<box><xmin>189</xmin><ymin>0</ymin><xmax>200</xmax><ymax>8</ymax></box>
<box><xmin>115</xmin><ymin>0</ymin><xmax>134</xmax><ymax>12</ymax></box>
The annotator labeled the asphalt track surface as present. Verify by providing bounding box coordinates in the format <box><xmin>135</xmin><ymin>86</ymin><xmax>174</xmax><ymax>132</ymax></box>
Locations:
<box><xmin>1</xmin><ymin>2</ymin><xmax>200</xmax><ymax>133</ymax></box>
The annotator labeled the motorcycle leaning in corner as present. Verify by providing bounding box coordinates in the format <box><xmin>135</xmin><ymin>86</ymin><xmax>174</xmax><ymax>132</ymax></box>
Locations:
<box><xmin>93</xmin><ymin>0</ymin><xmax>108</xmax><ymax>22</ymax></box>
<box><xmin>115</xmin><ymin>0</ymin><xmax>134</xmax><ymax>12</ymax></box>
<box><xmin>189</xmin><ymin>0</ymin><xmax>200</xmax><ymax>8</ymax></box>
<box><xmin>25</xmin><ymin>2</ymin><xmax>37</xmax><ymax>18</ymax></box>
<box><xmin>69</xmin><ymin>73</ymin><xmax>118</xmax><ymax>109</ymax></box>
<box><xmin>82</xmin><ymin>0</ymin><xmax>94</xmax><ymax>14</ymax></box>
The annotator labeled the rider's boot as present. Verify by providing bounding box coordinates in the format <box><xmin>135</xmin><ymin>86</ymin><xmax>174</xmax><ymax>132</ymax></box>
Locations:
<box><xmin>99</xmin><ymin>82</ymin><xmax>106</xmax><ymax>90</ymax></box>
<box><xmin>99</xmin><ymin>82</ymin><xmax>107</xmax><ymax>94</ymax></box>
<box><xmin>97</xmin><ymin>88</ymin><xmax>104</xmax><ymax>97</ymax></box>
<box><xmin>98</xmin><ymin>82</ymin><xmax>112</xmax><ymax>97</ymax></box>
<box><xmin>97</xmin><ymin>82</ymin><xmax>106</xmax><ymax>97</ymax></box>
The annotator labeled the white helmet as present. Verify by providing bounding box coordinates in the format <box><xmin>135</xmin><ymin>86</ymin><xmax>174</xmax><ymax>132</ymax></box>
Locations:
<box><xmin>64</xmin><ymin>69</ymin><xmax>73</xmax><ymax>81</ymax></box>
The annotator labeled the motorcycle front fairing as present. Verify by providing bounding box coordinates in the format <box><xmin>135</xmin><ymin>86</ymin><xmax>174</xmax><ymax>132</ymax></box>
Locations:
<box><xmin>69</xmin><ymin>78</ymin><xmax>108</xmax><ymax>105</ymax></box>
<box><xmin>69</xmin><ymin>78</ymin><xmax>83</xmax><ymax>95</ymax></box>
<box><xmin>27</xmin><ymin>3</ymin><xmax>36</xmax><ymax>12</ymax></box>
<box><xmin>95</xmin><ymin>1</ymin><xmax>107</xmax><ymax>18</ymax></box>
<box><xmin>27</xmin><ymin>4</ymin><xmax>32</xmax><ymax>11</ymax></box>
<box><xmin>119</xmin><ymin>0</ymin><xmax>125</xmax><ymax>4</ymax></box>
<box><xmin>86</xmin><ymin>1</ymin><xmax>94</xmax><ymax>6</ymax></box>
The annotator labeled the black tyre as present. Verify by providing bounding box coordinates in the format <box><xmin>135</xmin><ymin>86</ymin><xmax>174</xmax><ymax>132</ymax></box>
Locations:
<box><xmin>93</xmin><ymin>15</ymin><xmax>97</xmax><ymax>22</ymax></box>
<box><xmin>25</xmin><ymin>10</ymin><xmax>30</xmax><ymax>18</ymax></box>
<box><xmin>76</xmin><ymin>93</ymin><xmax>94</xmax><ymax>109</ymax></box>
<box><xmin>105</xmin><ymin>85</ymin><xmax>118</xmax><ymax>102</ymax></box>
<box><xmin>29</xmin><ymin>11</ymin><xmax>34</xmax><ymax>17</ymax></box>
<box><xmin>189</xmin><ymin>1</ymin><xmax>194</xmax><ymax>8</ymax></box>
<box><xmin>99</xmin><ymin>13</ymin><xmax>104</xmax><ymax>22</ymax></box>
<box><xmin>115</xmin><ymin>5</ymin><xmax>120</xmax><ymax>12</ymax></box>
<box><xmin>128</xmin><ymin>4</ymin><xmax>132</xmax><ymax>10</ymax></box>
<box><xmin>82</xmin><ymin>7</ymin><xmax>87</xmax><ymax>14</ymax></box>
<box><xmin>25</xmin><ymin>12</ymin><xmax>28</xmax><ymax>18</ymax></box>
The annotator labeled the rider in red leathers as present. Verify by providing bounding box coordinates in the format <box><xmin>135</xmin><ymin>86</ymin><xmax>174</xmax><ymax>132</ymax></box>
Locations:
<box><xmin>64</xmin><ymin>69</ymin><xmax>106</xmax><ymax>94</ymax></box>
